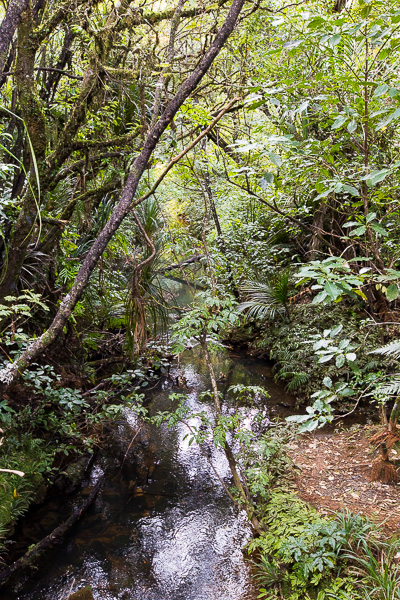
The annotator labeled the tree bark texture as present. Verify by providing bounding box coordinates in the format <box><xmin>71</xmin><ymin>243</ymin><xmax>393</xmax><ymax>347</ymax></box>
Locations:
<box><xmin>0</xmin><ymin>0</ymin><xmax>246</xmax><ymax>385</ymax></box>
<box><xmin>0</xmin><ymin>0</ymin><xmax>29</xmax><ymax>76</ymax></box>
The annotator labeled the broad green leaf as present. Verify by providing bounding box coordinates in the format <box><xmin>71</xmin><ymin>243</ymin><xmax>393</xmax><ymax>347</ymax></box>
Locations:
<box><xmin>331</xmin><ymin>115</ymin><xmax>348</xmax><ymax>130</ymax></box>
<box><xmin>267</xmin><ymin>152</ymin><xmax>282</xmax><ymax>167</ymax></box>
<box><xmin>325</xmin><ymin>281</ymin><xmax>342</xmax><ymax>300</ymax></box>
<box><xmin>373</xmin><ymin>83</ymin><xmax>389</xmax><ymax>97</ymax></box>
<box><xmin>378</xmin><ymin>48</ymin><xmax>390</xmax><ymax>60</ymax></box>
<box><xmin>376</xmin><ymin>108</ymin><xmax>400</xmax><ymax>130</ymax></box>
<box><xmin>336</xmin><ymin>354</ymin><xmax>345</xmax><ymax>368</ymax></box>
<box><xmin>298</xmin><ymin>419</ymin><xmax>320</xmax><ymax>433</ymax></box>
<box><xmin>330</xmin><ymin>324</ymin><xmax>343</xmax><ymax>337</ymax></box>
<box><xmin>343</xmin><ymin>221</ymin><xmax>360</xmax><ymax>228</ymax></box>
<box><xmin>319</xmin><ymin>354</ymin><xmax>334</xmax><ymax>363</ymax></box>
<box><xmin>260</xmin><ymin>172</ymin><xmax>275</xmax><ymax>189</ymax></box>
<box><xmin>312</xmin><ymin>291</ymin><xmax>328</xmax><ymax>304</ymax></box>
<box><xmin>286</xmin><ymin>414</ymin><xmax>310</xmax><ymax>423</ymax></box>
<box><xmin>338</xmin><ymin>339</ymin><xmax>350</xmax><ymax>350</ymax></box>
<box><xmin>364</xmin><ymin>169</ymin><xmax>391</xmax><ymax>187</ymax></box>
<box><xmin>349</xmin><ymin>225</ymin><xmax>366</xmax><ymax>237</ymax></box>
<box><xmin>386</xmin><ymin>284</ymin><xmax>399</xmax><ymax>301</ymax></box>
<box><xmin>283</xmin><ymin>39</ymin><xmax>302</xmax><ymax>49</ymax></box>
<box><xmin>236</xmin><ymin>142</ymin><xmax>260</xmax><ymax>152</ymax></box>
<box><xmin>296</xmin><ymin>100</ymin><xmax>309</xmax><ymax>113</ymax></box>
<box><xmin>323</xmin><ymin>376</ymin><xmax>332</xmax><ymax>388</ymax></box>
<box><xmin>369</xmin><ymin>222</ymin><xmax>388</xmax><ymax>236</ymax></box>
<box><xmin>347</xmin><ymin>120</ymin><xmax>357</xmax><ymax>133</ymax></box>
<box><xmin>328</xmin><ymin>34</ymin><xmax>341</xmax><ymax>47</ymax></box>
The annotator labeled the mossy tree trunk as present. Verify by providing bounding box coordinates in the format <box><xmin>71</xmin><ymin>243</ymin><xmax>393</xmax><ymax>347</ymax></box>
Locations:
<box><xmin>0</xmin><ymin>0</ymin><xmax>247</xmax><ymax>387</ymax></box>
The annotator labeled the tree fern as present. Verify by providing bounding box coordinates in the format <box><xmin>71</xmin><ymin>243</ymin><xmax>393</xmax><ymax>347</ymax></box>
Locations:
<box><xmin>373</xmin><ymin>377</ymin><xmax>400</xmax><ymax>398</ymax></box>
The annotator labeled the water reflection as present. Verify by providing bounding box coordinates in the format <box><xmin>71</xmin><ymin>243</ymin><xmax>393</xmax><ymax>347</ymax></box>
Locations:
<box><xmin>7</xmin><ymin>348</ymin><xmax>295</xmax><ymax>600</ymax></box>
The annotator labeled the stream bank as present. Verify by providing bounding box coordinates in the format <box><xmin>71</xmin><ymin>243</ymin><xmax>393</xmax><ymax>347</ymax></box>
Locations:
<box><xmin>1</xmin><ymin>347</ymin><xmax>296</xmax><ymax>600</ymax></box>
<box><xmin>287</xmin><ymin>425</ymin><xmax>400</xmax><ymax>536</ymax></box>
<box><xmin>2</xmin><ymin>344</ymin><xmax>398</xmax><ymax>600</ymax></box>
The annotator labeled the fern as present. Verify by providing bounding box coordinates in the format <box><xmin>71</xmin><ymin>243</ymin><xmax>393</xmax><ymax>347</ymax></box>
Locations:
<box><xmin>370</xmin><ymin>339</ymin><xmax>400</xmax><ymax>358</ymax></box>
<box><xmin>373</xmin><ymin>377</ymin><xmax>400</xmax><ymax>398</ymax></box>
<box><xmin>286</xmin><ymin>372</ymin><xmax>310</xmax><ymax>392</ymax></box>
<box><xmin>238</xmin><ymin>271</ymin><xmax>292</xmax><ymax>322</ymax></box>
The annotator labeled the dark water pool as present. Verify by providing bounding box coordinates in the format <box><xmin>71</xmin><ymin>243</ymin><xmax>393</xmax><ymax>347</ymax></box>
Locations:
<box><xmin>5</xmin><ymin>347</ymin><xmax>295</xmax><ymax>600</ymax></box>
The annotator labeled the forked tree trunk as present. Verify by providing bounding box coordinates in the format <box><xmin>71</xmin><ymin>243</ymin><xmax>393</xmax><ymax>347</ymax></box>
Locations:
<box><xmin>0</xmin><ymin>0</ymin><xmax>246</xmax><ymax>389</ymax></box>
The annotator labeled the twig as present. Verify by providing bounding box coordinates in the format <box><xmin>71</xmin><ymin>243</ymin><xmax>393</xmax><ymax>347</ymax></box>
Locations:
<box><xmin>333</xmin><ymin>381</ymin><xmax>376</xmax><ymax>420</ymax></box>
<box><xmin>59</xmin><ymin>577</ymin><xmax>75</xmax><ymax>600</ymax></box>
<box><xmin>122</xmin><ymin>423</ymin><xmax>144</xmax><ymax>467</ymax></box>
<box><xmin>35</xmin><ymin>67</ymin><xmax>83</xmax><ymax>80</ymax></box>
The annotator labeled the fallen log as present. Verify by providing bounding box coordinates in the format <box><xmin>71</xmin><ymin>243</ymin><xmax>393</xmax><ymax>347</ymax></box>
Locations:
<box><xmin>0</xmin><ymin>478</ymin><xmax>103</xmax><ymax>587</ymax></box>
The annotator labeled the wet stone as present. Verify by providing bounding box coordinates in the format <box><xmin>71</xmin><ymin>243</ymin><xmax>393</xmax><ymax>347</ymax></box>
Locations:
<box><xmin>68</xmin><ymin>586</ymin><xmax>94</xmax><ymax>600</ymax></box>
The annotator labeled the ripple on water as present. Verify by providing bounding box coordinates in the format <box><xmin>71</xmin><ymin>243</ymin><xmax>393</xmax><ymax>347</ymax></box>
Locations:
<box><xmin>6</xmin><ymin>348</ymin><xmax>293</xmax><ymax>600</ymax></box>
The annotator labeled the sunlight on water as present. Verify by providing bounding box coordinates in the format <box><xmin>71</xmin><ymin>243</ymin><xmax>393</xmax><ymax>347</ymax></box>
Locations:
<box><xmin>6</xmin><ymin>347</ymin><xmax>295</xmax><ymax>600</ymax></box>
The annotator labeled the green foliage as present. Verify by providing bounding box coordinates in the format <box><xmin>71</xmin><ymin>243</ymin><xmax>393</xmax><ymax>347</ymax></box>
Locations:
<box><xmin>296</xmin><ymin>258</ymin><xmax>367</xmax><ymax>305</ymax></box>
<box><xmin>252</xmin><ymin>494</ymin><xmax>399</xmax><ymax>600</ymax></box>
<box><xmin>238</xmin><ymin>270</ymin><xmax>292</xmax><ymax>322</ymax></box>
<box><xmin>171</xmin><ymin>291</ymin><xmax>238</xmax><ymax>353</ymax></box>
<box><xmin>250</xmin><ymin>493</ymin><xmax>355</xmax><ymax>600</ymax></box>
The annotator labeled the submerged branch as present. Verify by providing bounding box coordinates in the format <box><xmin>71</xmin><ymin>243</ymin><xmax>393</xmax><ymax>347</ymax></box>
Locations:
<box><xmin>0</xmin><ymin>478</ymin><xmax>103</xmax><ymax>588</ymax></box>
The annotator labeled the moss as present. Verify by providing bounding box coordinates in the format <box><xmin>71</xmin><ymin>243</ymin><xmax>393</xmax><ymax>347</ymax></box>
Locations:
<box><xmin>68</xmin><ymin>586</ymin><xmax>94</xmax><ymax>600</ymax></box>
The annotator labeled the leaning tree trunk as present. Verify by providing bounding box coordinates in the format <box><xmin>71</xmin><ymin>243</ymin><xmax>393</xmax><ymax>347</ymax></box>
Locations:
<box><xmin>389</xmin><ymin>397</ymin><xmax>400</xmax><ymax>434</ymax></box>
<box><xmin>0</xmin><ymin>0</ymin><xmax>29</xmax><ymax>76</ymax></box>
<box><xmin>0</xmin><ymin>0</ymin><xmax>246</xmax><ymax>389</ymax></box>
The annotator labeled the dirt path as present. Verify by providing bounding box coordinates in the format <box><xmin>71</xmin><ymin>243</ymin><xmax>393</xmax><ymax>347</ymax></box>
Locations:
<box><xmin>287</xmin><ymin>426</ymin><xmax>400</xmax><ymax>536</ymax></box>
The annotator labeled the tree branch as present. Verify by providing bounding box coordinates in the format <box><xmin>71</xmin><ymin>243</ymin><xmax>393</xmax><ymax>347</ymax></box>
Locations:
<box><xmin>134</xmin><ymin>97</ymin><xmax>240</xmax><ymax>205</ymax></box>
<box><xmin>0</xmin><ymin>0</ymin><xmax>246</xmax><ymax>386</ymax></box>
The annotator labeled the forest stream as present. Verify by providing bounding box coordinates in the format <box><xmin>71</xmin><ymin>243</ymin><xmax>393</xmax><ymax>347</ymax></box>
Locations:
<box><xmin>4</xmin><ymin>348</ymin><xmax>296</xmax><ymax>600</ymax></box>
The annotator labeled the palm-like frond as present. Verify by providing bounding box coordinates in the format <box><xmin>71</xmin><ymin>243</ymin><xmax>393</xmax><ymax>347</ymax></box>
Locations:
<box><xmin>238</xmin><ymin>271</ymin><xmax>291</xmax><ymax>322</ymax></box>
<box><xmin>124</xmin><ymin>199</ymin><xmax>169</xmax><ymax>355</ymax></box>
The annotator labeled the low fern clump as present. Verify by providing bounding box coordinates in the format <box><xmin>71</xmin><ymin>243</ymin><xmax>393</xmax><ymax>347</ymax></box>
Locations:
<box><xmin>0</xmin><ymin>433</ymin><xmax>54</xmax><ymax>560</ymax></box>
<box><xmin>248</xmin><ymin>447</ymin><xmax>400</xmax><ymax>600</ymax></box>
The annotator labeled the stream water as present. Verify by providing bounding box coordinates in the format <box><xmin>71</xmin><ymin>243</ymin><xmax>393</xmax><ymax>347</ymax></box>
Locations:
<box><xmin>5</xmin><ymin>347</ymin><xmax>296</xmax><ymax>600</ymax></box>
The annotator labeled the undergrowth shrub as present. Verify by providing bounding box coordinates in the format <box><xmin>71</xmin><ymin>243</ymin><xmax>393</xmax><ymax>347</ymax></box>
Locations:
<box><xmin>247</xmin><ymin>429</ymin><xmax>400</xmax><ymax>600</ymax></box>
<box><xmin>249</xmin><ymin>304</ymin><xmax>392</xmax><ymax>407</ymax></box>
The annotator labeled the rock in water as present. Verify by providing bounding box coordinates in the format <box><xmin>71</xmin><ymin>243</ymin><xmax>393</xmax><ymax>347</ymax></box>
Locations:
<box><xmin>69</xmin><ymin>586</ymin><xmax>94</xmax><ymax>600</ymax></box>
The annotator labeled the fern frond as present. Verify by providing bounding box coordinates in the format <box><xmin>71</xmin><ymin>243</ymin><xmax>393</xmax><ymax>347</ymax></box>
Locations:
<box><xmin>374</xmin><ymin>377</ymin><xmax>400</xmax><ymax>397</ymax></box>
<box><xmin>286</xmin><ymin>372</ymin><xmax>310</xmax><ymax>392</ymax></box>
<box><xmin>369</xmin><ymin>339</ymin><xmax>400</xmax><ymax>358</ymax></box>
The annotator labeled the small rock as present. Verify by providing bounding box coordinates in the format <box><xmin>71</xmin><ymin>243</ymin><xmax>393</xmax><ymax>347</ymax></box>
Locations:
<box><xmin>69</xmin><ymin>586</ymin><xmax>94</xmax><ymax>600</ymax></box>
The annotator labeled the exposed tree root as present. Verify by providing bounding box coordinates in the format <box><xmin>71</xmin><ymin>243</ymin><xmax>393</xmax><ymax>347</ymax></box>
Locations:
<box><xmin>370</xmin><ymin>428</ymin><xmax>400</xmax><ymax>450</ymax></box>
